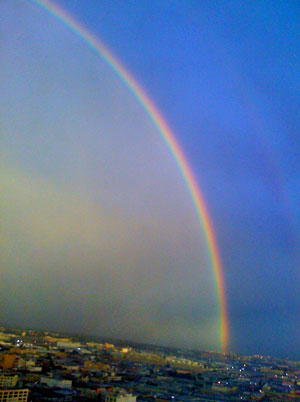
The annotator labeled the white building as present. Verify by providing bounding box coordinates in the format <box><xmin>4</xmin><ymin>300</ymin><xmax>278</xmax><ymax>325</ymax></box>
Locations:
<box><xmin>57</xmin><ymin>341</ymin><xmax>80</xmax><ymax>350</ymax></box>
<box><xmin>40</xmin><ymin>377</ymin><xmax>72</xmax><ymax>389</ymax></box>
<box><xmin>105</xmin><ymin>391</ymin><xmax>136</xmax><ymax>402</ymax></box>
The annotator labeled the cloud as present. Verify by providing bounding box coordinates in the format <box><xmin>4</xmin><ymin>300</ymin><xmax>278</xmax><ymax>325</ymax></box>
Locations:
<box><xmin>0</xmin><ymin>0</ymin><xmax>224</xmax><ymax>350</ymax></box>
<box><xmin>1</xmin><ymin>163</ymin><xmax>220</xmax><ymax>349</ymax></box>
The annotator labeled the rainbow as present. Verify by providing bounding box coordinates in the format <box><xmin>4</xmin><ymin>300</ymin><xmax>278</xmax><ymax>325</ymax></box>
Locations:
<box><xmin>29</xmin><ymin>0</ymin><xmax>229</xmax><ymax>351</ymax></box>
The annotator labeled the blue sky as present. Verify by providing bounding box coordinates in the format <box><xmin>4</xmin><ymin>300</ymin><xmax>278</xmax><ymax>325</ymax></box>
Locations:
<box><xmin>1</xmin><ymin>0</ymin><xmax>300</xmax><ymax>357</ymax></box>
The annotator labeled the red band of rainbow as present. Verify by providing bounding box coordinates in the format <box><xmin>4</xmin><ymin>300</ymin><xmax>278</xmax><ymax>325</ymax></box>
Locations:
<box><xmin>29</xmin><ymin>0</ymin><xmax>229</xmax><ymax>351</ymax></box>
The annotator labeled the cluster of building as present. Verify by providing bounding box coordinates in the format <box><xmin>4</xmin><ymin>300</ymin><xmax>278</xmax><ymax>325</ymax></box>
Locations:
<box><xmin>1</xmin><ymin>327</ymin><xmax>300</xmax><ymax>401</ymax></box>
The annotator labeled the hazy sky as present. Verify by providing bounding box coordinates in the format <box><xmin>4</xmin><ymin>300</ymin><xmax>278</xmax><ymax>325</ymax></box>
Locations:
<box><xmin>1</xmin><ymin>0</ymin><xmax>300</xmax><ymax>357</ymax></box>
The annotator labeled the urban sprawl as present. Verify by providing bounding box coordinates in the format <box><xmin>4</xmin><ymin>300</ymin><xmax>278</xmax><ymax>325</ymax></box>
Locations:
<box><xmin>0</xmin><ymin>327</ymin><xmax>299</xmax><ymax>401</ymax></box>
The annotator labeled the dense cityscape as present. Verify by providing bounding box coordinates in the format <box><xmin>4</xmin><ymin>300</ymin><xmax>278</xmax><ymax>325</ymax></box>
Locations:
<box><xmin>1</xmin><ymin>327</ymin><xmax>300</xmax><ymax>402</ymax></box>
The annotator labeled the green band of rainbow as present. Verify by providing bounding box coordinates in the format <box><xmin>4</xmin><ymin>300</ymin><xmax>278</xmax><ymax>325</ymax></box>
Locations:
<box><xmin>29</xmin><ymin>0</ymin><xmax>229</xmax><ymax>351</ymax></box>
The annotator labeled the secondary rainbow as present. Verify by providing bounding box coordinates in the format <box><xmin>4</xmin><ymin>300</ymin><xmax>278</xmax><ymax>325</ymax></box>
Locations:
<box><xmin>29</xmin><ymin>0</ymin><xmax>229</xmax><ymax>351</ymax></box>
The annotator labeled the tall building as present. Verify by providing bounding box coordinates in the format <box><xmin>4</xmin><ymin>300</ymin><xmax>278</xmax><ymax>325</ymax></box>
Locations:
<box><xmin>1</xmin><ymin>355</ymin><xmax>16</xmax><ymax>370</ymax></box>
<box><xmin>0</xmin><ymin>389</ymin><xmax>29</xmax><ymax>402</ymax></box>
